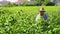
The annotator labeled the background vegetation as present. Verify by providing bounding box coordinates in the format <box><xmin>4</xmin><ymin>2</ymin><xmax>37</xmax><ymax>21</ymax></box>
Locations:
<box><xmin>0</xmin><ymin>0</ymin><xmax>56</xmax><ymax>7</ymax></box>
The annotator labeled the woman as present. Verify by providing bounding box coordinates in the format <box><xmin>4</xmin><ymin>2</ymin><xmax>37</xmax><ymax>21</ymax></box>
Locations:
<box><xmin>35</xmin><ymin>7</ymin><xmax>48</xmax><ymax>21</ymax></box>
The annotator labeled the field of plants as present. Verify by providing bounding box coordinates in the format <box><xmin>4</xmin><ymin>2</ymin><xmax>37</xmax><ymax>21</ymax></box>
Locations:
<box><xmin>0</xmin><ymin>6</ymin><xmax>60</xmax><ymax>34</ymax></box>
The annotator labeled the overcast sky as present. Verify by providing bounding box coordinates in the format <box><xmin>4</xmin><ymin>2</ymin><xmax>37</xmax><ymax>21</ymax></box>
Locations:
<box><xmin>0</xmin><ymin>0</ymin><xmax>2</xmax><ymax>1</ymax></box>
<box><xmin>0</xmin><ymin>0</ymin><xmax>18</xmax><ymax>2</ymax></box>
<box><xmin>7</xmin><ymin>0</ymin><xmax>18</xmax><ymax>2</ymax></box>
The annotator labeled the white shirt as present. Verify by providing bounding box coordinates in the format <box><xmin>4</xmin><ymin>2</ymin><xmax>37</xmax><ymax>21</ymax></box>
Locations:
<box><xmin>35</xmin><ymin>13</ymin><xmax>48</xmax><ymax>21</ymax></box>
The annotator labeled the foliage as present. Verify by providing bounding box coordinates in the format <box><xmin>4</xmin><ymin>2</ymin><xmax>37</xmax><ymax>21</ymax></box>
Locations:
<box><xmin>2</xmin><ymin>2</ymin><xmax>17</xmax><ymax>7</ymax></box>
<box><xmin>17</xmin><ymin>0</ymin><xmax>50</xmax><ymax>6</ymax></box>
<box><xmin>35</xmin><ymin>0</ymin><xmax>50</xmax><ymax>5</ymax></box>
<box><xmin>22</xmin><ymin>2</ymin><xmax>27</xmax><ymax>6</ymax></box>
<box><xmin>0</xmin><ymin>6</ymin><xmax>60</xmax><ymax>34</ymax></box>
<box><xmin>46</xmin><ymin>2</ymin><xmax>55</xmax><ymax>6</ymax></box>
<box><xmin>22</xmin><ymin>2</ymin><xmax>38</xmax><ymax>6</ymax></box>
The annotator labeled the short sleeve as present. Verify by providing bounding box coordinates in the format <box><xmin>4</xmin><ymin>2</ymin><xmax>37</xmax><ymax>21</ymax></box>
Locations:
<box><xmin>44</xmin><ymin>14</ymin><xmax>48</xmax><ymax>20</ymax></box>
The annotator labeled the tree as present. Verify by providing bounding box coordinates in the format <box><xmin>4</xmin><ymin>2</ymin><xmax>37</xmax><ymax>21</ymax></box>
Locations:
<box><xmin>35</xmin><ymin>0</ymin><xmax>50</xmax><ymax>5</ymax></box>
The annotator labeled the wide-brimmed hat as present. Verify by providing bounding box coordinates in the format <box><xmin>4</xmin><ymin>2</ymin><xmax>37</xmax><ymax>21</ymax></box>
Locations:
<box><xmin>40</xmin><ymin>7</ymin><xmax>45</xmax><ymax>12</ymax></box>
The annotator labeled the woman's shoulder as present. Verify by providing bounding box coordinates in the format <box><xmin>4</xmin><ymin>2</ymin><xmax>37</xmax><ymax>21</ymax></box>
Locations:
<box><xmin>44</xmin><ymin>14</ymin><xmax>48</xmax><ymax>17</ymax></box>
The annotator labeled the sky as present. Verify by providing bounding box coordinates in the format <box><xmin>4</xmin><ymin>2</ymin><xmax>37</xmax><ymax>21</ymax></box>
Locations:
<box><xmin>0</xmin><ymin>0</ymin><xmax>18</xmax><ymax>2</ymax></box>
<box><xmin>0</xmin><ymin>0</ymin><xmax>2</xmax><ymax>1</ymax></box>
<box><xmin>7</xmin><ymin>0</ymin><xmax>18</xmax><ymax>2</ymax></box>
<box><xmin>28</xmin><ymin>0</ymin><xmax>30</xmax><ymax>1</ymax></box>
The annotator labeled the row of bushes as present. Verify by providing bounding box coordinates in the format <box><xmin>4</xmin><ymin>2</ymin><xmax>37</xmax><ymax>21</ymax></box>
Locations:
<box><xmin>14</xmin><ymin>2</ymin><xmax>55</xmax><ymax>6</ymax></box>
<box><xmin>1</xmin><ymin>2</ymin><xmax>55</xmax><ymax>7</ymax></box>
<box><xmin>22</xmin><ymin>2</ymin><xmax>55</xmax><ymax>6</ymax></box>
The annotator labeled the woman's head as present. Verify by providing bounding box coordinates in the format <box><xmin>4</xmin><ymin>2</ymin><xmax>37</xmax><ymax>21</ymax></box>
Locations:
<box><xmin>40</xmin><ymin>7</ymin><xmax>45</xmax><ymax>16</ymax></box>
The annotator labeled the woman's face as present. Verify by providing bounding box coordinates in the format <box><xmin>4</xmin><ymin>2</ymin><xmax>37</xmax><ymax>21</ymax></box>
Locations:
<box><xmin>40</xmin><ymin>11</ymin><xmax>45</xmax><ymax>16</ymax></box>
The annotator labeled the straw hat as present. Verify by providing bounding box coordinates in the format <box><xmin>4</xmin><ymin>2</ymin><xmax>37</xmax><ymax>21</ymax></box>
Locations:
<box><xmin>40</xmin><ymin>7</ymin><xmax>45</xmax><ymax>12</ymax></box>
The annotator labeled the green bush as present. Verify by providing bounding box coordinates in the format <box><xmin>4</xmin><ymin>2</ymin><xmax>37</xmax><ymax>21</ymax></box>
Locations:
<box><xmin>0</xmin><ymin>6</ymin><xmax>60</xmax><ymax>34</ymax></box>
<box><xmin>46</xmin><ymin>2</ymin><xmax>55</xmax><ymax>6</ymax></box>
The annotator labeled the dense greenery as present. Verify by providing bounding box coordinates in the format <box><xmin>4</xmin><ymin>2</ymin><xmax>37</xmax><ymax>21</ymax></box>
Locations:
<box><xmin>1</xmin><ymin>0</ymin><xmax>53</xmax><ymax>6</ymax></box>
<box><xmin>0</xmin><ymin>6</ymin><xmax>60</xmax><ymax>34</ymax></box>
<box><xmin>35</xmin><ymin>0</ymin><xmax>50</xmax><ymax>5</ymax></box>
<box><xmin>21</xmin><ymin>0</ymin><xmax>51</xmax><ymax>6</ymax></box>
